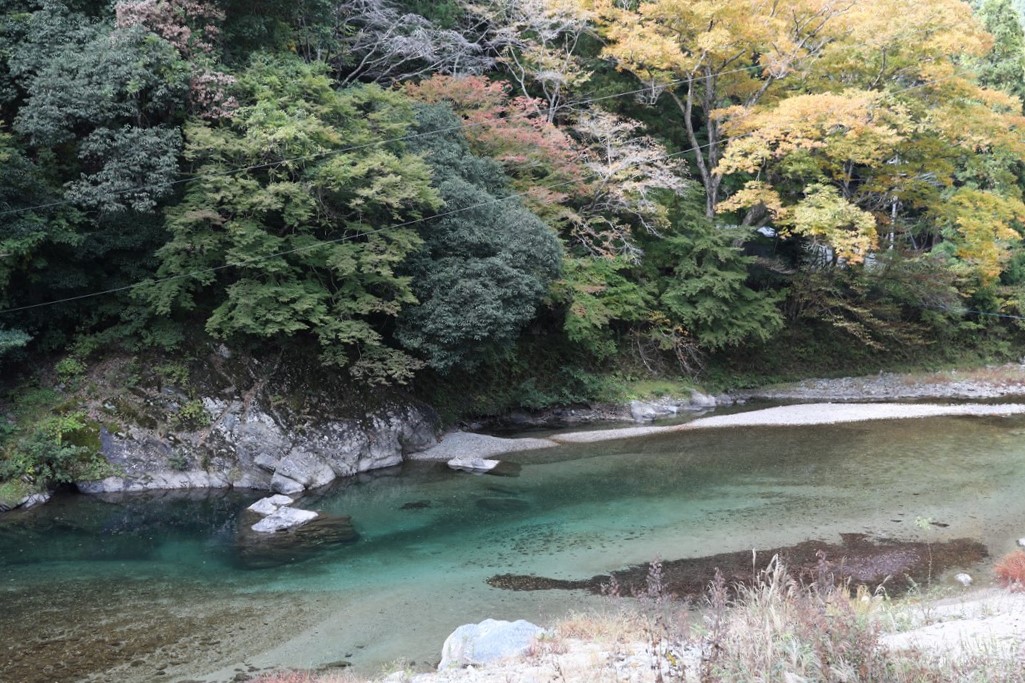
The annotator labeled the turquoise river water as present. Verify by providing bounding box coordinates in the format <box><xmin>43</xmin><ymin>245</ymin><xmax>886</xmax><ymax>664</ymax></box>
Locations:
<box><xmin>2</xmin><ymin>411</ymin><xmax>1025</xmax><ymax>682</ymax></box>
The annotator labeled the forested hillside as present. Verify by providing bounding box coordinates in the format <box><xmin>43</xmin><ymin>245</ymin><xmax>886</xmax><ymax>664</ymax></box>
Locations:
<box><xmin>3</xmin><ymin>0</ymin><xmax>1025</xmax><ymax>412</ymax></box>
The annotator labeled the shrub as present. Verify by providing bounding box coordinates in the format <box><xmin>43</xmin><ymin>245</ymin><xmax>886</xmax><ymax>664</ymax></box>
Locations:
<box><xmin>55</xmin><ymin>356</ymin><xmax>87</xmax><ymax>383</ymax></box>
<box><xmin>0</xmin><ymin>412</ymin><xmax>107</xmax><ymax>486</ymax></box>
<box><xmin>995</xmin><ymin>550</ymin><xmax>1025</xmax><ymax>590</ymax></box>
<box><xmin>171</xmin><ymin>399</ymin><xmax>210</xmax><ymax>430</ymax></box>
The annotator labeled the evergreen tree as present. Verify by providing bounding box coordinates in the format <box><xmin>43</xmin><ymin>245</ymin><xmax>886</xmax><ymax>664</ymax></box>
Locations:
<box><xmin>141</xmin><ymin>55</ymin><xmax>441</xmax><ymax>383</ymax></box>
<box><xmin>397</xmin><ymin>105</ymin><xmax>562</xmax><ymax>370</ymax></box>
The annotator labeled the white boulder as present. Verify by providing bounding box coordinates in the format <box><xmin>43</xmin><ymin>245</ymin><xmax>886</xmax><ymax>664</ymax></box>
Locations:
<box><xmin>247</xmin><ymin>494</ymin><xmax>295</xmax><ymax>516</ymax></box>
<box><xmin>251</xmin><ymin>506</ymin><xmax>318</xmax><ymax>533</ymax></box>
<box><xmin>447</xmin><ymin>457</ymin><xmax>501</xmax><ymax>474</ymax></box>
<box><xmin>954</xmin><ymin>572</ymin><xmax>973</xmax><ymax>587</ymax></box>
<box><xmin>439</xmin><ymin>619</ymin><xmax>545</xmax><ymax>670</ymax></box>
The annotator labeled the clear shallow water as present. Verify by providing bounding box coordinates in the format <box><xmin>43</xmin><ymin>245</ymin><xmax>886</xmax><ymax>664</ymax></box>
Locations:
<box><xmin>2</xmin><ymin>414</ymin><xmax>1025</xmax><ymax>681</ymax></box>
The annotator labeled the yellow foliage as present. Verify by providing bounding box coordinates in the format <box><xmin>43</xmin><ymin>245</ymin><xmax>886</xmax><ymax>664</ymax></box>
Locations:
<box><xmin>933</xmin><ymin>188</ymin><xmax>1025</xmax><ymax>285</ymax></box>
<box><xmin>717</xmin><ymin>90</ymin><xmax>911</xmax><ymax>177</ymax></box>
<box><xmin>782</xmin><ymin>185</ymin><xmax>877</xmax><ymax>264</ymax></box>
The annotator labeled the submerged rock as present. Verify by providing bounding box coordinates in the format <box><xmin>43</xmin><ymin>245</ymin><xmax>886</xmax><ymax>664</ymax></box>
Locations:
<box><xmin>439</xmin><ymin>619</ymin><xmax>545</xmax><ymax>670</ymax></box>
<box><xmin>488</xmin><ymin>534</ymin><xmax>989</xmax><ymax>598</ymax></box>
<box><xmin>235</xmin><ymin>513</ymin><xmax>358</xmax><ymax>569</ymax></box>
<box><xmin>954</xmin><ymin>572</ymin><xmax>973</xmax><ymax>587</ymax></box>
<box><xmin>476</xmin><ymin>497</ymin><xmax>529</xmax><ymax>513</ymax></box>
<box><xmin>251</xmin><ymin>506</ymin><xmax>318</xmax><ymax>533</ymax></box>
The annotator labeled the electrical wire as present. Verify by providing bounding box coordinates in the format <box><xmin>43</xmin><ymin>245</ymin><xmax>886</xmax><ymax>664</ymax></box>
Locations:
<box><xmin>0</xmin><ymin>62</ymin><xmax>773</xmax><ymax>220</ymax></box>
<box><xmin>0</xmin><ymin>64</ymin><xmax>998</xmax><ymax>316</ymax></box>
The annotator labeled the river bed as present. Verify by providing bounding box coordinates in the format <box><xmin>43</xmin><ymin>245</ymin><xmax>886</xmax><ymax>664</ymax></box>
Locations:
<box><xmin>2</xmin><ymin>410</ymin><xmax>1024</xmax><ymax>681</ymax></box>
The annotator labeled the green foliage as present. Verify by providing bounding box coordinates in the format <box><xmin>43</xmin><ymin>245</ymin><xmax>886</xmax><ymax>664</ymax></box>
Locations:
<box><xmin>0</xmin><ymin>411</ymin><xmax>106</xmax><ymax>486</ymax></box>
<box><xmin>155</xmin><ymin>362</ymin><xmax>190</xmax><ymax>389</ymax></box>
<box><xmin>556</xmin><ymin>256</ymin><xmax>650</xmax><ymax>359</ymax></box>
<box><xmin>141</xmin><ymin>55</ymin><xmax>441</xmax><ymax>384</ymax></box>
<box><xmin>396</xmin><ymin>105</ymin><xmax>563</xmax><ymax>370</ymax></box>
<box><xmin>973</xmin><ymin>0</ymin><xmax>1025</xmax><ymax>104</ymax></box>
<box><xmin>171</xmin><ymin>399</ymin><xmax>209</xmax><ymax>430</ymax></box>
<box><xmin>644</xmin><ymin>192</ymin><xmax>784</xmax><ymax>352</ymax></box>
<box><xmin>0</xmin><ymin>327</ymin><xmax>30</xmax><ymax>358</ymax></box>
<box><xmin>54</xmin><ymin>356</ymin><xmax>86</xmax><ymax>383</ymax></box>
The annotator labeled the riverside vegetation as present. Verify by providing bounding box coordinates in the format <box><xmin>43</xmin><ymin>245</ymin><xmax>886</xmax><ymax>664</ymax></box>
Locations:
<box><xmin>7</xmin><ymin>0</ymin><xmax>1025</xmax><ymax>486</ymax></box>
<box><xmin>4</xmin><ymin>1</ymin><xmax>1025</xmax><ymax>676</ymax></box>
<box><xmin>252</xmin><ymin>553</ymin><xmax>1025</xmax><ymax>683</ymax></box>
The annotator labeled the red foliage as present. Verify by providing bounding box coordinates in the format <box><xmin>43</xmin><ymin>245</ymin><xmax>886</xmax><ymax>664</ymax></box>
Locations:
<box><xmin>405</xmin><ymin>75</ymin><xmax>589</xmax><ymax>205</ymax></box>
<box><xmin>116</xmin><ymin>0</ymin><xmax>237</xmax><ymax>119</ymax></box>
<box><xmin>115</xmin><ymin>0</ymin><xmax>225</xmax><ymax>56</ymax></box>
<box><xmin>995</xmin><ymin>550</ymin><xmax>1025</xmax><ymax>590</ymax></box>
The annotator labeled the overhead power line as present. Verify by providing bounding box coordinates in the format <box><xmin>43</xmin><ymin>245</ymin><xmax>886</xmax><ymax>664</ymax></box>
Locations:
<box><xmin>0</xmin><ymin>63</ymin><xmax>773</xmax><ymax>220</ymax></box>
<box><xmin>0</xmin><ymin>67</ymin><xmax>987</xmax><ymax>316</ymax></box>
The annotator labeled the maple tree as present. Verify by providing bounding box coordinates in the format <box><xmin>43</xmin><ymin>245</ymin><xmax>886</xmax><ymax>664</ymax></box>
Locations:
<box><xmin>586</xmin><ymin>0</ymin><xmax>849</xmax><ymax>218</ymax></box>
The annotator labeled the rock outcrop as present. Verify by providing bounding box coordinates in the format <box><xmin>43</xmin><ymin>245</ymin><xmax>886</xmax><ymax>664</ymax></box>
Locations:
<box><xmin>251</xmin><ymin>506</ymin><xmax>319</xmax><ymax>533</ymax></box>
<box><xmin>73</xmin><ymin>352</ymin><xmax>440</xmax><ymax>498</ymax></box>
<box><xmin>447</xmin><ymin>457</ymin><xmax>502</xmax><ymax>474</ymax></box>
<box><xmin>628</xmin><ymin>390</ymin><xmax>724</xmax><ymax>423</ymax></box>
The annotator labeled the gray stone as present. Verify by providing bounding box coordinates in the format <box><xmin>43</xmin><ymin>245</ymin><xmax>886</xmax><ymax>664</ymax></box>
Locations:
<box><xmin>274</xmin><ymin>450</ymin><xmax>336</xmax><ymax>490</ymax></box>
<box><xmin>270</xmin><ymin>472</ymin><xmax>306</xmax><ymax>496</ymax></box>
<box><xmin>251</xmin><ymin>506</ymin><xmax>319</xmax><ymax>533</ymax></box>
<box><xmin>18</xmin><ymin>492</ymin><xmax>51</xmax><ymax>509</ymax></box>
<box><xmin>448</xmin><ymin>457</ymin><xmax>501</xmax><ymax>473</ymax></box>
<box><xmin>247</xmin><ymin>494</ymin><xmax>294</xmax><ymax>516</ymax></box>
<box><xmin>253</xmin><ymin>452</ymin><xmax>281</xmax><ymax>473</ymax></box>
<box><xmin>689</xmin><ymin>390</ymin><xmax>717</xmax><ymax>409</ymax></box>
<box><xmin>954</xmin><ymin>572</ymin><xmax>973</xmax><ymax>587</ymax></box>
<box><xmin>77</xmin><ymin>384</ymin><xmax>441</xmax><ymax>497</ymax></box>
<box><xmin>1018</xmin><ymin>537</ymin><xmax>1025</xmax><ymax>549</ymax></box>
<box><xmin>630</xmin><ymin>400</ymin><xmax>669</xmax><ymax>422</ymax></box>
<box><xmin>438</xmin><ymin>619</ymin><xmax>545</xmax><ymax>670</ymax></box>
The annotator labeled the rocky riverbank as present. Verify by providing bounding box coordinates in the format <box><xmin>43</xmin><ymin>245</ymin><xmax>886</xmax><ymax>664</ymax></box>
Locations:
<box><xmin>8</xmin><ymin>362</ymin><xmax>1025</xmax><ymax>514</ymax></box>
<box><xmin>734</xmin><ymin>363</ymin><xmax>1025</xmax><ymax>402</ymax></box>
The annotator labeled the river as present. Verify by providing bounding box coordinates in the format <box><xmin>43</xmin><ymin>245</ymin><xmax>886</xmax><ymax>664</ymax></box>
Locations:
<box><xmin>2</xmin><ymin>410</ymin><xmax>1024</xmax><ymax>681</ymax></box>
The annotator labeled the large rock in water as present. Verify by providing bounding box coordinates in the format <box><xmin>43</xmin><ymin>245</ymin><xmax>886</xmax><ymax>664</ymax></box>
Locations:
<box><xmin>251</xmin><ymin>506</ymin><xmax>319</xmax><ymax>533</ymax></box>
<box><xmin>438</xmin><ymin>619</ymin><xmax>545</xmax><ymax>670</ymax></box>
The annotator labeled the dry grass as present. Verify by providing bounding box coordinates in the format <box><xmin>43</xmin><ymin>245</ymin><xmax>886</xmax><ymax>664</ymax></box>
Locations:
<box><xmin>254</xmin><ymin>555</ymin><xmax>1025</xmax><ymax>683</ymax></box>
<box><xmin>995</xmin><ymin>550</ymin><xmax>1025</xmax><ymax>591</ymax></box>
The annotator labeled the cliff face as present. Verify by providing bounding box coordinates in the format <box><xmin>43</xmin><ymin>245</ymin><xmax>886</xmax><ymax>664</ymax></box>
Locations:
<box><xmin>80</xmin><ymin>398</ymin><xmax>439</xmax><ymax>495</ymax></box>
<box><xmin>59</xmin><ymin>347</ymin><xmax>440</xmax><ymax>498</ymax></box>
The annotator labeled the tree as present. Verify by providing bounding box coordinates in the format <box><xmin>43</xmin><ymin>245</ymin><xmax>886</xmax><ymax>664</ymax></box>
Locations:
<box><xmin>588</xmin><ymin>0</ymin><xmax>849</xmax><ymax>218</ymax></box>
<box><xmin>972</xmin><ymin>0</ymin><xmax>1025</xmax><ymax>105</ymax></box>
<box><xmin>396</xmin><ymin>105</ymin><xmax>563</xmax><ymax>370</ymax></box>
<box><xmin>300</xmin><ymin>0</ymin><xmax>494</xmax><ymax>85</ymax></box>
<box><xmin>14</xmin><ymin>23</ymin><xmax>190</xmax><ymax>212</ymax></box>
<box><xmin>465</xmin><ymin>0</ymin><xmax>595</xmax><ymax>122</ymax></box>
<box><xmin>140</xmin><ymin>56</ymin><xmax>441</xmax><ymax>383</ymax></box>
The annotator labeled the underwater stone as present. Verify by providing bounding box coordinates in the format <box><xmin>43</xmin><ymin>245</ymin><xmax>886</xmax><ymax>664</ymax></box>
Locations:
<box><xmin>954</xmin><ymin>572</ymin><xmax>973</xmax><ymax>587</ymax></box>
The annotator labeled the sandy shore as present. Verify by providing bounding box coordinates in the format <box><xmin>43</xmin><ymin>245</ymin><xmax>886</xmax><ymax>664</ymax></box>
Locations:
<box><xmin>418</xmin><ymin>401</ymin><xmax>1025</xmax><ymax>456</ymax></box>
